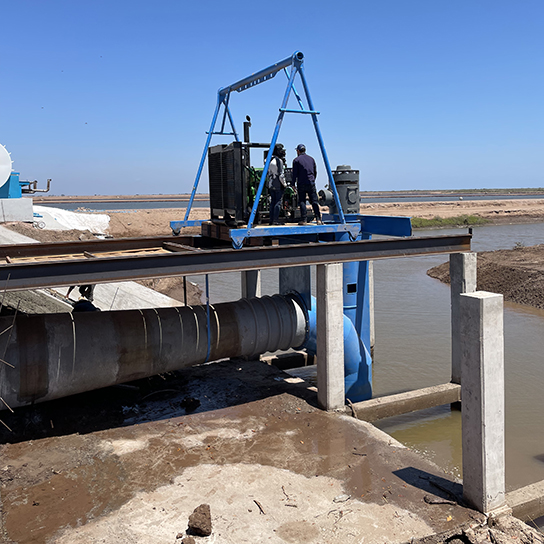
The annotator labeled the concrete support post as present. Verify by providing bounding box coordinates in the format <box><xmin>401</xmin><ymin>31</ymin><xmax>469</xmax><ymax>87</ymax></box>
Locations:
<box><xmin>460</xmin><ymin>291</ymin><xmax>505</xmax><ymax>514</ymax></box>
<box><xmin>316</xmin><ymin>263</ymin><xmax>345</xmax><ymax>411</ymax></box>
<box><xmin>241</xmin><ymin>270</ymin><xmax>261</xmax><ymax>299</ymax></box>
<box><xmin>280</xmin><ymin>266</ymin><xmax>311</xmax><ymax>310</ymax></box>
<box><xmin>450</xmin><ymin>252</ymin><xmax>477</xmax><ymax>384</ymax></box>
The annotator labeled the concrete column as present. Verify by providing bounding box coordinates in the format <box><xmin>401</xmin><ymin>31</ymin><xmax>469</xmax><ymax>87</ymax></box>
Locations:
<box><xmin>241</xmin><ymin>270</ymin><xmax>261</xmax><ymax>299</ymax></box>
<box><xmin>450</xmin><ymin>252</ymin><xmax>477</xmax><ymax>384</ymax></box>
<box><xmin>316</xmin><ymin>263</ymin><xmax>344</xmax><ymax>411</ymax></box>
<box><xmin>280</xmin><ymin>266</ymin><xmax>311</xmax><ymax>310</ymax></box>
<box><xmin>460</xmin><ymin>291</ymin><xmax>505</xmax><ymax>513</ymax></box>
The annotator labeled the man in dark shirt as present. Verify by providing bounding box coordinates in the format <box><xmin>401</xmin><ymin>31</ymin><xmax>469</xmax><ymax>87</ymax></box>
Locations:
<box><xmin>291</xmin><ymin>144</ymin><xmax>322</xmax><ymax>225</ymax></box>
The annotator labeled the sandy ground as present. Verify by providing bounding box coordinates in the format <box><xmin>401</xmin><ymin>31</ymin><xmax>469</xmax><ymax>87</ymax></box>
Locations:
<box><xmin>6</xmin><ymin>198</ymin><xmax>544</xmax><ymax>244</ymax></box>
<box><xmin>0</xmin><ymin>359</ymin><xmax>511</xmax><ymax>544</ymax></box>
<box><xmin>107</xmin><ymin>198</ymin><xmax>544</xmax><ymax>236</ymax></box>
<box><xmin>2</xmin><ymin>199</ymin><xmax>544</xmax><ymax>542</ymax></box>
<box><xmin>359</xmin><ymin>198</ymin><xmax>544</xmax><ymax>224</ymax></box>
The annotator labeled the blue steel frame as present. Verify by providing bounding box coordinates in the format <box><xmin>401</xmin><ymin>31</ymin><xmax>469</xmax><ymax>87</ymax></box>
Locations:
<box><xmin>171</xmin><ymin>51</ymin><xmax>347</xmax><ymax>244</ymax></box>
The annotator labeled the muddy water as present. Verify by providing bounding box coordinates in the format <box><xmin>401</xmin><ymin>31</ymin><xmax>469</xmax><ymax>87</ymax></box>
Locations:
<box><xmin>190</xmin><ymin>222</ymin><xmax>544</xmax><ymax>493</ymax></box>
<box><xmin>373</xmin><ymin>222</ymin><xmax>544</xmax><ymax>493</ymax></box>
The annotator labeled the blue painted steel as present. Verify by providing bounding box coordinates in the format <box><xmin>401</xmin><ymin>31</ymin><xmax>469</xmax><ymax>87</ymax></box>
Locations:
<box><xmin>323</xmin><ymin>214</ymin><xmax>412</xmax><ymax>237</ymax></box>
<box><xmin>279</xmin><ymin>109</ymin><xmax>320</xmax><ymax>115</ymax></box>
<box><xmin>283</xmin><ymin>68</ymin><xmax>305</xmax><ymax>110</ymax></box>
<box><xmin>337</xmin><ymin>228</ymin><xmax>372</xmax><ymax>401</ymax></box>
<box><xmin>205</xmin><ymin>274</ymin><xmax>211</xmax><ymax>363</ymax></box>
<box><xmin>177</xmin><ymin>53</ymin><xmax>302</xmax><ymax>230</ymax></box>
<box><xmin>303</xmin><ymin>294</ymin><xmax>372</xmax><ymax>402</ymax></box>
<box><xmin>183</xmin><ymin>97</ymin><xmax>223</xmax><ymax>224</ymax></box>
<box><xmin>359</xmin><ymin>215</ymin><xmax>412</xmax><ymax>237</ymax></box>
<box><xmin>229</xmin><ymin>222</ymin><xmax>361</xmax><ymax>249</ymax></box>
<box><xmin>219</xmin><ymin>52</ymin><xmax>303</xmax><ymax>96</ymax></box>
<box><xmin>296</xmin><ymin>64</ymin><xmax>345</xmax><ymax>225</ymax></box>
<box><xmin>174</xmin><ymin>50</ymin><xmax>351</xmax><ymax>240</ymax></box>
<box><xmin>170</xmin><ymin>219</ymin><xmax>205</xmax><ymax>233</ymax></box>
<box><xmin>0</xmin><ymin>173</ymin><xmax>22</xmax><ymax>199</ymax></box>
<box><xmin>246</xmin><ymin>63</ymin><xmax>298</xmax><ymax>230</ymax></box>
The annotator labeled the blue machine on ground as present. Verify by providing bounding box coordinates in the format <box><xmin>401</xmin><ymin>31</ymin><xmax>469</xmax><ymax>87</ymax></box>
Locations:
<box><xmin>171</xmin><ymin>52</ymin><xmax>413</xmax><ymax>402</ymax></box>
<box><xmin>0</xmin><ymin>144</ymin><xmax>51</xmax><ymax>199</ymax></box>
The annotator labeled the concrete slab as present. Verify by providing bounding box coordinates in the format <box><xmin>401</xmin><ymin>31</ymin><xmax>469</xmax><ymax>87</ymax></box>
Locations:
<box><xmin>0</xmin><ymin>360</ymin><xmax>484</xmax><ymax>543</ymax></box>
<box><xmin>61</xmin><ymin>281</ymin><xmax>183</xmax><ymax>311</ymax></box>
<box><xmin>0</xmin><ymin>225</ymin><xmax>37</xmax><ymax>245</ymax></box>
<box><xmin>0</xmin><ymin>198</ymin><xmax>33</xmax><ymax>223</ymax></box>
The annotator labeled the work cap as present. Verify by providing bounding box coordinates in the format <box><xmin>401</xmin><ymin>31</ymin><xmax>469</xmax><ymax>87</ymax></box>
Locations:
<box><xmin>296</xmin><ymin>144</ymin><xmax>306</xmax><ymax>152</ymax></box>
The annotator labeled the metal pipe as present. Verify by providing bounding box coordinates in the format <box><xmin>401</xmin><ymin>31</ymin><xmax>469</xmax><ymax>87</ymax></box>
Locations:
<box><xmin>0</xmin><ymin>294</ymin><xmax>307</xmax><ymax>410</ymax></box>
<box><xmin>304</xmin><ymin>296</ymin><xmax>371</xmax><ymax>403</ymax></box>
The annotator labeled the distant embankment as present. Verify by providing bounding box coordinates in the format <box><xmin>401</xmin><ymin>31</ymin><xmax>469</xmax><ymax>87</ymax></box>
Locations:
<box><xmin>34</xmin><ymin>194</ymin><xmax>210</xmax><ymax>204</ymax></box>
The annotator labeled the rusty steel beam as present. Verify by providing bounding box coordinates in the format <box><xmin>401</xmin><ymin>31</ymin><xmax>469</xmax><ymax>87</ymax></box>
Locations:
<box><xmin>0</xmin><ymin>234</ymin><xmax>471</xmax><ymax>291</ymax></box>
<box><xmin>0</xmin><ymin>236</ymin><xmax>198</xmax><ymax>259</ymax></box>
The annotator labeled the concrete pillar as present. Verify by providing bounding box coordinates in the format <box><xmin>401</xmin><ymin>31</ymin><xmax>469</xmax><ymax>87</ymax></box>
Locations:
<box><xmin>450</xmin><ymin>252</ymin><xmax>477</xmax><ymax>384</ymax></box>
<box><xmin>316</xmin><ymin>263</ymin><xmax>345</xmax><ymax>411</ymax></box>
<box><xmin>460</xmin><ymin>291</ymin><xmax>505</xmax><ymax>513</ymax></box>
<box><xmin>241</xmin><ymin>270</ymin><xmax>261</xmax><ymax>299</ymax></box>
<box><xmin>280</xmin><ymin>266</ymin><xmax>311</xmax><ymax>310</ymax></box>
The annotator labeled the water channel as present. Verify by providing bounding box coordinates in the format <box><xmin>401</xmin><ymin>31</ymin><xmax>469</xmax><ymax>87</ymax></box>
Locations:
<box><xmin>187</xmin><ymin>222</ymin><xmax>544</xmax><ymax>495</ymax></box>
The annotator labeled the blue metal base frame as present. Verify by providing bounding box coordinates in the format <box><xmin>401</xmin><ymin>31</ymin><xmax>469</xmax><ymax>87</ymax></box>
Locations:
<box><xmin>170</xmin><ymin>219</ymin><xmax>205</xmax><ymax>234</ymax></box>
<box><xmin>229</xmin><ymin>222</ymin><xmax>361</xmax><ymax>248</ymax></box>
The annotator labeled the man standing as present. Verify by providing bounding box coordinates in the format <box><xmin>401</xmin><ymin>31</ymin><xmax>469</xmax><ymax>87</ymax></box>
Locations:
<box><xmin>291</xmin><ymin>144</ymin><xmax>322</xmax><ymax>225</ymax></box>
<box><xmin>267</xmin><ymin>143</ymin><xmax>287</xmax><ymax>225</ymax></box>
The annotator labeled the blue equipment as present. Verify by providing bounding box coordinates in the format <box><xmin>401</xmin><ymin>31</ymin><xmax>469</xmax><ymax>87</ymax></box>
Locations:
<box><xmin>0</xmin><ymin>144</ymin><xmax>51</xmax><ymax>198</ymax></box>
<box><xmin>172</xmin><ymin>52</ymin><xmax>413</xmax><ymax>402</ymax></box>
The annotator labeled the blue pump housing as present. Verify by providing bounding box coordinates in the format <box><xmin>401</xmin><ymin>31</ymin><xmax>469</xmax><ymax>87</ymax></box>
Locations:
<box><xmin>0</xmin><ymin>172</ymin><xmax>23</xmax><ymax>199</ymax></box>
<box><xmin>302</xmin><ymin>213</ymin><xmax>412</xmax><ymax>403</ymax></box>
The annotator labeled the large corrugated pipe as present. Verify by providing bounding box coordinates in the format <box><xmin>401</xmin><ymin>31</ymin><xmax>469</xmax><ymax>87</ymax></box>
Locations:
<box><xmin>0</xmin><ymin>294</ymin><xmax>307</xmax><ymax>410</ymax></box>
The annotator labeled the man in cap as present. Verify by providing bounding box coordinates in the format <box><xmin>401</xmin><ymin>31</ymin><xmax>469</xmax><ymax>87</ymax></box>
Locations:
<box><xmin>291</xmin><ymin>144</ymin><xmax>322</xmax><ymax>225</ymax></box>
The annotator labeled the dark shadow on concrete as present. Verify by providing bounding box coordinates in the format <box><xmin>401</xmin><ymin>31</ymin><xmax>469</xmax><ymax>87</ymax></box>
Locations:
<box><xmin>534</xmin><ymin>453</ymin><xmax>544</xmax><ymax>464</ymax></box>
<box><xmin>0</xmin><ymin>358</ymin><xmax>319</xmax><ymax>445</ymax></box>
<box><xmin>394</xmin><ymin>466</ymin><xmax>465</xmax><ymax>505</ymax></box>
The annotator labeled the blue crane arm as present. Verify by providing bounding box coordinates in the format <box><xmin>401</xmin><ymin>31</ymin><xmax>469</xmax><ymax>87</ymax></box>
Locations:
<box><xmin>219</xmin><ymin>52</ymin><xmax>304</xmax><ymax>97</ymax></box>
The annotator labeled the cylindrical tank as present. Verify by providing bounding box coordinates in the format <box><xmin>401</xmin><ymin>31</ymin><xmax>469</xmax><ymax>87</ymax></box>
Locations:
<box><xmin>318</xmin><ymin>165</ymin><xmax>360</xmax><ymax>215</ymax></box>
<box><xmin>333</xmin><ymin>165</ymin><xmax>359</xmax><ymax>215</ymax></box>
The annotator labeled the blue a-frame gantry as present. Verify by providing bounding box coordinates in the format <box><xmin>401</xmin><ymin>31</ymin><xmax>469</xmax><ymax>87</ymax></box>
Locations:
<box><xmin>169</xmin><ymin>51</ymin><xmax>414</xmax><ymax>401</ymax></box>
<box><xmin>170</xmin><ymin>51</ymin><xmax>367</xmax><ymax>247</ymax></box>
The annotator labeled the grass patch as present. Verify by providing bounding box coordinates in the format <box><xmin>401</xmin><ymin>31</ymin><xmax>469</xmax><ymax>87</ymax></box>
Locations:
<box><xmin>411</xmin><ymin>214</ymin><xmax>490</xmax><ymax>229</ymax></box>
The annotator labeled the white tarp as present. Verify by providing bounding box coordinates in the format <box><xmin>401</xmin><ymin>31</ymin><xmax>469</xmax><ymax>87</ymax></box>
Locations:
<box><xmin>33</xmin><ymin>205</ymin><xmax>110</xmax><ymax>233</ymax></box>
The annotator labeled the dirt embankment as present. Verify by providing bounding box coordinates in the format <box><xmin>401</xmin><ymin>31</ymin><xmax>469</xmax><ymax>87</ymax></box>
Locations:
<box><xmin>359</xmin><ymin>198</ymin><xmax>544</xmax><ymax>224</ymax></box>
<box><xmin>428</xmin><ymin>245</ymin><xmax>544</xmax><ymax>309</ymax></box>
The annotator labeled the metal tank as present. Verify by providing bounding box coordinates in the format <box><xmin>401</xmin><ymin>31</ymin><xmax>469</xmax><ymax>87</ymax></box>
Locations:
<box><xmin>319</xmin><ymin>165</ymin><xmax>360</xmax><ymax>216</ymax></box>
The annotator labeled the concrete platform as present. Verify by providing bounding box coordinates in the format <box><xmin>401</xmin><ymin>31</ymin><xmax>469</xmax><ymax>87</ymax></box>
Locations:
<box><xmin>0</xmin><ymin>360</ymin><xmax>485</xmax><ymax>543</ymax></box>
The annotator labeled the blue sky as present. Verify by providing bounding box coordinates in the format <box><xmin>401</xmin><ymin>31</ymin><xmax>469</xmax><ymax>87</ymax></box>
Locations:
<box><xmin>2</xmin><ymin>1</ymin><xmax>543</xmax><ymax>195</ymax></box>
